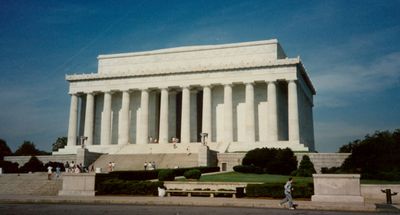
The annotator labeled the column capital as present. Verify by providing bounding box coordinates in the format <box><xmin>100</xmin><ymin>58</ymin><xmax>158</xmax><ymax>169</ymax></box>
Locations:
<box><xmin>265</xmin><ymin>80</ymin><xmax>277</xmax><ymax>84</ymax></box>
<box><xmin>201</xmin><ymin>84</ymin><xmax>213</xmax><ymax>88</ymax></box>
<box><xmin>85</xmin><ymin>91</ymin><xmax>100</xmax><ymax>96</ymax></box>
<box><xmin>121</xmin><ymin>89</ymin><xmax>132</xmax><ymax>93</ymax></box>
<box><xmin>180</xmin><ymin>85</ymin><xmax>191</xmax><ymax>89</ymax></box>
<box><xmin>244</xmin><ymin>82</ymin><xmax>254</xmax><ymax>86</ymax></box>
<box><xmin>287</xmin><ymin>79</ymin><xmax>297</xmax><ymax>83</ymax></box>
<box><xmin>223</xmin><ymin>83</ymin><xmax>233</xmax><ymax>87</ymax></box>
<box><xmin>102</xmin><ymin>91</ymin><xmax>114</xmax><ymax>95</ymax></box>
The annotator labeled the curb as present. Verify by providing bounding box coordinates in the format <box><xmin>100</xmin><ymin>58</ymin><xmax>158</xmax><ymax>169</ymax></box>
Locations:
<box><xmin>0</xmin><ymin>195</ymin><xmax>378</xmax><ymax>212</ymax></box>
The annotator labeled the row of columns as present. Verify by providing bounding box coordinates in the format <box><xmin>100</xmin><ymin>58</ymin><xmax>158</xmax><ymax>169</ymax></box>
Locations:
<box><xmin>66</xmin><ymin>80</ymin><xmax>300</xmax><ymax>147</ymax></box>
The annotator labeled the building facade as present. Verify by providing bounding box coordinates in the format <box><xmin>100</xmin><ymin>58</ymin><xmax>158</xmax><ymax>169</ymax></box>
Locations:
<box><xmin>55</xmin><ymin>39</ymin><xmax>315</xmax><ymax>155</ymax></box>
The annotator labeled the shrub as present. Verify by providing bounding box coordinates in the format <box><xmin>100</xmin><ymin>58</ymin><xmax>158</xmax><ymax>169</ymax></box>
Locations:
<box><xmin>292</xmin><ymin>155</ymin><xmax>316</xmax><ymax>177</ymax></box>
<box><xmin>246</xmin><ymin>182</ymin><xmax>313</xmax><ymax>198</ymax></box>
<box><xmin>0</xmin><ymin>160</ymin><xmax>19</xmax><ymax>173</ymax></box>
<box><xmin>96</xmin><ymin>179</ymin><xmax>163</xmax><ymax>195</ymax></box>
<box><xmin>241</xmin><ymin>147</ymin><xmax>297</xmax><ymax>175</ymax></box>
<box><xmin>172</xmin><ymin>166</ymin><xmax>220</xmax><ymax>176</ymax></box>
<box><xmin>158</xmin><ymin>169</ymin><xmax>175</xmax><ymax>181</ymax></box>
<box><xmin>184</xmin><ymin>169</ymin><xmax>201</xmax><ymax>180</ymax></box>
<box><xmin>233</xmin><ymin>165</ymin><xmax>263</xmax><ymax>174</ymax></box>
<box><xmin>19</xmin><ymin>156</ymin><xmax>46</xmax><ymax>173</ymax></box>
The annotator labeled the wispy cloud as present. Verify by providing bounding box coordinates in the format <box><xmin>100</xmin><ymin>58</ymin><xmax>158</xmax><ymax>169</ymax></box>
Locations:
<box><xmin>314</xmin><ymin>52</ymin><xmax>400</xmax><ymax>94</ymax></box>
<box><xmin>309</xmin><ymin>26</ymin><xmax>400</xmax><ymax>108</ymax></box>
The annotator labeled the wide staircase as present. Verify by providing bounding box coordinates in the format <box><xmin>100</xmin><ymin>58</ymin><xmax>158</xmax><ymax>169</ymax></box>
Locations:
<box><xmin>91</xmin><ymin>153</ymin><xmax>198</xmax><ymax>172</ymax></box>
<box><xmin>0</xmin><ymin>172</ymin><xmax>62</xmax><ymax>196</ymax></box>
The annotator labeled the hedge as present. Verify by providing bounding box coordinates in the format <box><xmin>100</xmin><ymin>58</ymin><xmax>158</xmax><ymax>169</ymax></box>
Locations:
<box><xmin>96</xmin><ymin>179</ymin><xmax>163</xmax><ymax>195</ymax></box>
<box><xmin>246</xmin><ymin>182</ymin><xmax>314</xmax><ymax>198</ymax></box>
<box><xmin>184</xmin><ymin>169</ymin><xmax>201</xmax><ymax>180</ymax></box>
<box><xmin>96</xmin><ymin>166</ymin><xmax>219</xmax><ymax>184</ymax></box>
<box><xmin>158</xmin><ymin>169</ymin><xmax>175</xmax><ymax>181</ymax></box>
<box><xmin>0</xmin><ymin>160</ymin><xmax>19</xmax><ymax>173</ymax></box>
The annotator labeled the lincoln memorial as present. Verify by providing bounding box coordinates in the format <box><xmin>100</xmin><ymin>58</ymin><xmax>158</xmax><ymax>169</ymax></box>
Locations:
<box><xmin>55</xmin><ymin>39</ymin><xmax>315</xmax><ymax>155</ymax></box>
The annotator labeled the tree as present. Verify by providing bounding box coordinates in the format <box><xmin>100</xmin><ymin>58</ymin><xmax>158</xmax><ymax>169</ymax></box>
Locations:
<box><xmin>340</xmin><ymin>129</ymin><xmax>400</xmax><ymax>180</ymax></box>
<box><xmin>19</xmin><ymin>156</ymin><xmax>45</xmax><ymax>173</ymax></box>
<box><xmin>14</xmin><ymin>141</ymin><xmax>50</xmax><ymax>156</ymax></box>
<box><xmin>292</xmin><ymin>155</ymin><xmax>316</xmax><ymax>177</ymax></box>
<box><xmin>241</xmin><ymin>147</ymin><xmax>297</xmax><ymax>175</ymax></box>
<box><xmin>0</xmin><ymin>139</ymin><xmax>12</xmax><ymax>160</ymax></box>
<box><xmin>338</xmin><ymin>139</ymin><xmax>361</xmax><ymax>153</ymax></box>
<box><xmin>52</xmin><ymin>137</ymin><xmax>67</xmax><ymax>152</ymax></box>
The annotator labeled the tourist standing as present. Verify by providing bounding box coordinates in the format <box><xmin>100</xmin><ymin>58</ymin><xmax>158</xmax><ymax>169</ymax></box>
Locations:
<box><xmin>64</xmin><ymin>161</ymin><xmax>69</xmax><ymax>173</ymax></box>
<box><xmin>279</xmin><ymin>177</ymin><xmax>295</xmax><ymax>209</ymax></box>
<box><xmin>144</xmin><ymin>162</ymin><xmax>148</xmax><ymax>170</ymax></box>
<box><xmin>111</xmin><ymin>161</ymin><xmax>116</xmax><ymax>171</ymax></box>
<box><xmin>108</xmin><ymin>162</ymin><xmax>112</xmax><ymax>172</ymax></box>
<box><xmin>55</xmin><ymin>166</ymin><xmax>61</xmax><ymax>178</ymax></box>
<box><xmin>47</xmin><ymin>166</ymin><xmax>53</xmax><ymax>180</ymax></box>
<box><xmin>70</xmin><ymin>161</ymin><xmax>75</xmax><ymax>172</ymax></box>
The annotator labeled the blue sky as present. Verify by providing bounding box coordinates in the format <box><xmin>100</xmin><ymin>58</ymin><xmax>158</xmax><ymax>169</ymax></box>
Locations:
<box><xmin>0</xmin><ymin>0</ymin><xmax>399</xmax><ymax>152</ymax></box>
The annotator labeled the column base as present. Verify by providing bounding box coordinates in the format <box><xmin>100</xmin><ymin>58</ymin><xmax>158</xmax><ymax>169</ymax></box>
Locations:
<box><xmin>224</xmin><ymin>141</ymin><xmax>309</xmax><ymax>152</ymax></box>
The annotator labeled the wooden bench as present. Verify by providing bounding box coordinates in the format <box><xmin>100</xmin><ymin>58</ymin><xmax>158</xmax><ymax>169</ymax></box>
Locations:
<box><xmin>165</xmin><ymin>189</ymin><xmax>236</xmax><ymax>198</ymax></box>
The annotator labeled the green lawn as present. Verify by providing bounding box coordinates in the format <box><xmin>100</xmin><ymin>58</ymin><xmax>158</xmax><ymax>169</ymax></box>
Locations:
<box><xmin>185</xmin><ymin>172</ymin><xmax>312</xmax><ymax>184</ymax></box>
<box><xmin>179</xmin><ymin>171</ymin><xmax>400</xmax><ymax>185</ymax></box>
<box><xmin>360</xmin><ymin>179</ymin><xmax>400</xmax><ymax>184</ymax></box>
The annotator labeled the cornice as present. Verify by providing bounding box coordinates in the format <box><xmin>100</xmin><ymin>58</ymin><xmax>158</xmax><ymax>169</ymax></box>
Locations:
<box><xmin>66</xmin><ymin>58</ymin><xmax>300</xmax><ymax>82</ymax></box>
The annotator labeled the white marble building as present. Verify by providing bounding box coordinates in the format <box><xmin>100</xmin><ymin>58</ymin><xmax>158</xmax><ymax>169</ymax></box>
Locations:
<box><xmin>55</xmin><ymin>39</ymin><xmax>315</xmax><ymax>155</ymax></box>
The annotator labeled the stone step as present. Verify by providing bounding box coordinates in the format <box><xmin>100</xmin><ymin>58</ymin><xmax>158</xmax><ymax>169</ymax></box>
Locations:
<box><xmin>91</xmin><ymin>153</ymin><xmax>198</xmax><ymax>172</ymax></box>
<box><xmin>0</xmin><ymin>173</ymin><xmax>62</xmax><ymax>196</ymax></box>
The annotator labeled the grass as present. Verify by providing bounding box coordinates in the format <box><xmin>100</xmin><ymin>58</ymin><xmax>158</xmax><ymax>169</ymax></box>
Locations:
<box><xmin>360</xmin><ymin>179</ymin><xmax>400</xmax><ymax>184</ymax></box>
<box><xmin>179</xmin><ymin>172</ymin><xmax>312</xmax><ymax>184</ymax></box>
<box><xmin>178</xmin><ymin>171</ymin><xmax>400</xmax><ymax>185</ymax></box>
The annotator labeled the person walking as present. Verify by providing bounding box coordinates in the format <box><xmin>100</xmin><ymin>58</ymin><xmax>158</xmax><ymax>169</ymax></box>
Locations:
<box><xmin>279</xmin><ymin>177</ymin><xmax>295</xmax><ymax>210</ymax></box>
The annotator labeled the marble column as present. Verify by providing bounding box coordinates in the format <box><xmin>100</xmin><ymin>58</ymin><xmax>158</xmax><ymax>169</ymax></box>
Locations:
<box><xmin>118</xmin><ymin>90</ymin><xmax>130</xmax><ymax>145</ymax></box>
<box><xmin>159</xmin><ymin>88</ymin><xmax>169</xmax><ymax>144</ymax></box>
<box><xmin>288</xmin><ymin>80</ymin><xmax>300</xmax><ymax>142</ymax></box>
<box><xmin>224</xmin><ymin>84</ymin><xmax>233</xmax><ymax>143</ymax></box>
<box><xmin>202</xmin><ymin>85</ymin><xmax>212</xmax><ymax>141</ymax></box>
<box><xmin>83</xmin><ymin>92</ymin><xmax>95</xmax><ymax>146</ymax></box>
<box><xmin>181</xmin><ymin>86</ymin><xmax>190</xmax><ymax>143</ymax></box>
<box><xmin>168</xmin><ymin>91</ymin><xmax>177</xmax><ymax>141</ymax></box>
<box><xmin>67</xmin><ymin>94</ymin><xmax>78</xmax><ymax>147</ymax></box>
<box><xmin>139</xmin><ymin>89</ymin><xmax>149</xmax><ymax>144</ymax></box>
<box><xmin>101</xmin><ymin>92</ymin><xmax>112</xmax><ymax>145</ymax></box>
<box><xmin>245</xmin><ymin>82</ymin><xmax>256</xmax><ymax>142</ymax></box>
<box><xmin>267</xmin><ymin>81</ymin><xmax>278</xmax><ymax>141</ymax></box>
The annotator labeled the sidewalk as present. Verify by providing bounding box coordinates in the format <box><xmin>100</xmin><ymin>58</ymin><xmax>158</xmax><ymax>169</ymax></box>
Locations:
<box><xmin>0</xmin><ymin>194</ymin><xmax>379</xmax><ymax>212</ymax></box>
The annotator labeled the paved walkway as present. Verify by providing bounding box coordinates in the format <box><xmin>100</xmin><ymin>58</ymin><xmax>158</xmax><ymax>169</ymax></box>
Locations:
<box><xmin>0</xmin><ymin>194</ymin><xmax>383</xmax><ymax>212</ymax></box>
